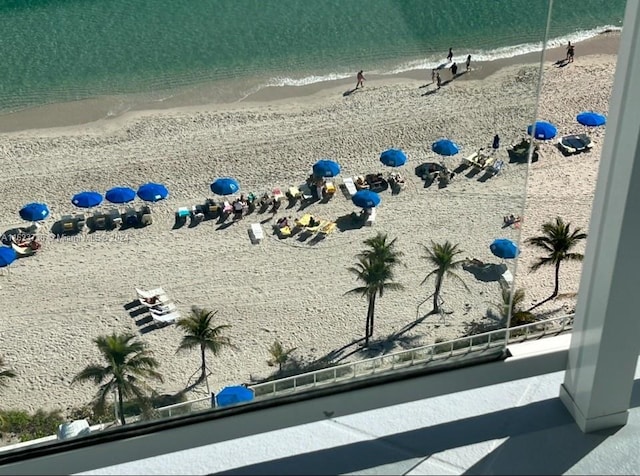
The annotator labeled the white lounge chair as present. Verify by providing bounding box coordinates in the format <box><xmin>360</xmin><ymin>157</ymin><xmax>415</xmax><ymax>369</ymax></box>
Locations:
<box><xmin>365</xmin><ymin>207</ymin><xmax>377</xmax><ymax>226</ymax></box>
<box><xmin>343</xmin><ymin>177</ymin><xmax>358</xmax><ymax>197</ymax></box>
<box><xmin>250</xmin><ymin>223</ymin><xmax>264</xmax><ymax>244</ymax></box>
<box><xmin>152</xmin><ymin>310</ymin><xmax>181</xmax><ymax>324</ymax></box>
<box><xmin>136</xmin><ymin>287</ymin><xmax>165</xmax><ymax>299</ymax></box>
<box><xmin>149</xmin><ymin>302</ymin><xmax>177</xmax><ymax>315</ymax></box>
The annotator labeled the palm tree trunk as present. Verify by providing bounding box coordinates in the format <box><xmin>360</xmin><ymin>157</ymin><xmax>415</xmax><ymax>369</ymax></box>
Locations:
<box><xmin>433</xmin><ymin>274</ymin><xmax>443</xmax><ymax>312</ymax></box>
<box><xmin>364</xmin><ymin>297</ymin><xmax>373</xmax><ymax>347</ymax></box>
<box><xmin>368</xmin><ymin>294</ymin><xmax>377</xmax><ymax>338</ymax></box>
<box><xmin>552</xmin><ymin>260</ymin><xmax>561</xmax><ymax>298</ymax></box>
<box><xmin>200</xmin><ymin>343</ymin><xmax>210</xmax><ymax>394</ymax></box>
<box><xmin>117</xmin><ymin>387</ymin><xmax>126</xmax><ymax>426</ymax></box>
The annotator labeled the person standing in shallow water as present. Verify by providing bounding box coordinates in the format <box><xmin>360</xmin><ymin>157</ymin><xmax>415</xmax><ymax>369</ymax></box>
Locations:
<box><xmin>355</xmin><ymin>70</ymin><xmax>366</xmax><ymax>89</ymax></box>
<box><xmin>466</xmin><ymin>54</ymin><xmax>471</xmax><ymax>72</ymax></box>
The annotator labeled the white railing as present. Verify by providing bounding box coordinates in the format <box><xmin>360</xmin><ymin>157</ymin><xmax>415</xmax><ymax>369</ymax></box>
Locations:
<box><xmin>151</xmin><ymin>314</ymin><xmax>574</xmax><ymax>414</ymax></box>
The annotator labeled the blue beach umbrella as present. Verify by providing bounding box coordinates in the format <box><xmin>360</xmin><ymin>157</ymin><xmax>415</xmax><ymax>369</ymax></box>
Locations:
<box><xmin>312</xmin><ymin>159</ymin><xmax>341</xmax><ymax>178</ymax></box>
<box><xmin>576</xmin><ymin>111</ymin><xmax>606</xmax><ymax>127</ymax></box>
<box><xmin>431</xmin><ymin>139</ymin><xmax>460</xmax><ymax>156</ymax></box>
<box><xmin>105</xmin><ymin>187</ymin><xmax>136</xmax><ymax>204</ymax></box>
<box><xmin>137</xmin><ymin>183</ymin><xmax>169</xmax><ymax>202</ymax></box>
<box><xmin>490</xmin><ymin>238</ymin><xmax>520</xmax><ymax>260</ymax></box>
<box><xmin>216</xmin><ymin>385</ymin><xmax>254</xmax><ymax>408</ymax></box>
<box><xmin>352</xmin><ymin>190</ymin><xmax>381</xmax><ymax>208</ymax></box>
<box><xmin>0</xmin><ymin>246</ymin><xmax>17</xmax><ymax>268</ymax></box>
<box><xmin>527</xmin><ymin>121</ymin><xmax>557</xmax><ymax>140</ymax></box>
<box><xmin>19</xmin><ymin>202</ymin><xmax>50</xmax><ymax>222</ymax></box>
<box><xmin>72</xmin><ymin>191</ymin><xmax>103</xmax><ymax>208</ymax></box>
<box><xmin>210</xmin><ymin>177</ymin><xmax>240</xmax><ymax>196</ymax></box>
<box><xmin>380</xmin><ymin>148</ymin><xmax>407</xmax><ymax>167</ymax></box>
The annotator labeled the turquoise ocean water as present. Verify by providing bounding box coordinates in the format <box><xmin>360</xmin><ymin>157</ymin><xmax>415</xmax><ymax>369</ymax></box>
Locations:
<box><xmin>0</xmin><ymin>0</ymin><xmax>625</xmax><ymax>115</ymax></box>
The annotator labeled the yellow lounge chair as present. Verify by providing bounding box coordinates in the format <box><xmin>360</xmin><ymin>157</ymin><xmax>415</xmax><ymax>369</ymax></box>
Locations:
<box><xmin>319</xmin><ymin>222</ymin><xmax>337</xmax><ymax>235</ymax></box>
<box><xmin>294</xmin><ymin>214</ymin><xmax>312</xmax><ymax>228</ymax></box>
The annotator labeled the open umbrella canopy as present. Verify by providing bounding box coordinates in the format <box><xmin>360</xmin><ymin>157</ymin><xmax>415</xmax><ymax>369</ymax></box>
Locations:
<box><xmin>431</xmin><ymin>139</ymin><xmax>460</xmax><ymax>156</ymax></box>
<box><xmin>490</xmin><ymin>238</ymin><xmax>520</xmax><ymax>259</ymax></box>
<box><xmin>380</xmin><ymin>148</ymin><xmax>407</xmax><ymax>167</ymax></box>
<box><xmin>352</xmin><ymin>190</ymin><xmax>381</xmax><ymax>208</ymax></box>
<box><xmin>527</xmin><ymin>121</ymin><xmax>557</xmax><ymax>140</ymax></box>
<box><xmin>577</xmin><ymin>111</ymin><xmax>606</xmax><ymax>127</ymax></box>
<box><xmin>312</xmin><ymin>159</ymin><xmax>341</xmax><ymax>177</ymax></box>
<box><xmin>210</xmin><ymin>177</ymin><xmax>240</xmax><ymax>196</ymax></box>
<box><xmin>105</xmin><ymin>187</ymin><xmax>136</xmax><ymax>204</ymax></box>
<box><xmin>72</xmin><ymin>191</ymin><xmax>103</xmax><ymax>208</ymax></box>
<box><xmin>216</xmin><ymin>385</ymin><xmax>254</xmax><ymax>408</ymax></box>
<box><xmin>0</xmin><ymin>246</ymin><xmax>17</xmax><ymax>267</ymax></box>
<box><xmin>19</xmin><ymin>202</ymin><xmax>49</xmax><ymax>222</ymax></box>
<box><xmin>137</xmin><ymin>183</ymin><xmax>168</xmax><ymax>202</ymax></box>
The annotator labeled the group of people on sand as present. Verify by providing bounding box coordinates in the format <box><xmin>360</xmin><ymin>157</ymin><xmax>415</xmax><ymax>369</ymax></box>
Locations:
<box><xmin>431</xmin><ymin>48</ymin><xmax>473</xmax><ymax>90</ymax></box>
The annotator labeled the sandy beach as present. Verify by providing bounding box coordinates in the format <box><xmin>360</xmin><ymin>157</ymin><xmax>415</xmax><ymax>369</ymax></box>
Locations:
<box><xmin>0</xmin><ymin>34</ymin><xmax>618</xmax><ymax>418</ymax></box>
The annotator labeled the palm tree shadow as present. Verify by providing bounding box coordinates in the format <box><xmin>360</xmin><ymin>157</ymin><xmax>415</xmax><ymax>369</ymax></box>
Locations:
<box><xmin>389</xmin><ymin>309</ymin><xmax>439</xmax><ymax>340</ymax></box>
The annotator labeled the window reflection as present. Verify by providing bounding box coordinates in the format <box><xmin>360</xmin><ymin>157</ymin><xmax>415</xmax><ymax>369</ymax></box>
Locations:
<box><xmin>0</xmin><ymin>0</ymin><xmax>623</xmax><ymax>447</ymax></box>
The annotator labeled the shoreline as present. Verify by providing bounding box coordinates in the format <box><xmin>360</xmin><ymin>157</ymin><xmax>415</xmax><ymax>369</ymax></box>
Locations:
<box><xmin>0</xmin><ymin>31</ymin><xmax>620</xmax><ymax>135</ymax></box>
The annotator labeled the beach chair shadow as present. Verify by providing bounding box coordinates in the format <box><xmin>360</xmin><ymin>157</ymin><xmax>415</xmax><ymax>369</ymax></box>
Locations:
<box><xmin>216</xmin><ymin>221</ymin><xmax>235</xmax><ymax>231</ymax></box>
<box><xmin>477</xmin><ymin>172</ymin><xmax>492</xmax><ymax>183</ymax></box>
<box><xmin>336</xmin><ymin>213</ymin><xmax>365</xmax><ymax>231</ymax></box>
<box><xmin>123</xmin><ymin>300</ymin><xmax>140</xmax><ymax>311</ymax></box>
<box><xmin>465</xmin><ymin>167</ymin><xmax>481</xmax><ymax>179</ymax></box>
<box><xmin>129</xmin><ymin>307</ymin><xmax>149</xmax><ymax>319</ymax></box>
<box><xmin>453</xmin><ymin>163</ymin><xmax>469</xmax><ymax>175</ymax></box>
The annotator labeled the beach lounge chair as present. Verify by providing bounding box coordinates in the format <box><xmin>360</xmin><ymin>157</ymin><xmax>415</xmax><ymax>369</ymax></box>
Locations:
<box><xmin>365</xmin><ymin>207</ymin><xmax>376</xmax><ymax>227</ymax></box>
<box><xmin>106</xmin><ymin>208</ymin><xmax>122</xmax><ymax>228</ymax></box>
<box><xmin>558</xmin><ymin>134</ymin><xmax>594</xmax><ymax>155</ymax></box>
<box><xmin>203</xmin><ymin>199</ymin><xmax>220</xmax><ymax>218</ymax></box>
<box><xmin>287</xmin><ymin>186</ymin><xmax>301</xmax><ymax>199</ymax></box>
<box><xmin>274</xmin><ymin>224</ymin><xmax>292</xmax><ymax>238</ymax></box>
<box><xmin>136</xmin><ymin>287</ymin><xmax>166</xmax><ymax>299</ymax></box>
<box><xmin>299</xmin><ymin>183</ymin><xmax>314</xmax><ymax>201</ymax></box>
<box><xmin>294</xmin><ymin>214</ymin><xmax>312</xmax><ymax>229</ymax></box>
<box><xmin>250</xmin><ymin>223</ymin><xmax>264</xmax><ymax>244</ymax></box>
<box><xmin>11</xmin><ymin>242</ymin><xmax>36</xmax><ymax>257</ymax></box>
<box><xmin>90</xmin><ymin>213</ymin><xmax>109</xmax><ymax>231</ymax></box>
<box><xmin>149</xmin><ymin>302</ymin><xmax>177</xmax><ymax>314</ymax></box>
<box><xmin>123</xmin><ymin>208</ymin><xmax>139</xmax><ymax>227</ymax></box>
<box><xmin>318</xmin><ymin>221</ymin><xmax>337</xmax><ymax>235</ymax></box>
<box><xmin>342</xmin><ymin>177</ymin><xmax>358</xmax><ymax>197</ymax></box>
<box><xmin>324</xmin><ymin>182</ymin><xmax>336</xmax><ymax>196</ymax></box>
<box><xmin>487</xmin><ymin>159</ymin><xmax>504</xmax><ymax>176</ymax></box>
<box><xmin>222</xmin><ymin>201</ymin><xmax>233</xmax><ymax>215</ymax></box>
<box><xmin>272</xmin><ymin>188</ymin><xmax>284</xmax><ymax>202</ymax></box>
<box><xmin>151</xmin><ymin>309</ymin><xmax>180</xmax><ymax>325</ymax></box>
<box><xmin>508</xmin><ymin>138</ymin><xmax>540</xmax><ymax>162</ymax></box>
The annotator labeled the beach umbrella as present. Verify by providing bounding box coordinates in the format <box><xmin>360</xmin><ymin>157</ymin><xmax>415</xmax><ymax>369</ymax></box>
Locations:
<box><xmin>431</xmin><ymin>139</ymin><xmax>460</xmax><ymax>156</ymax></box>
<box><xmin>137</xmin><ymin>183</ymin><xmax>168</xmax><ymax>202</ymax></box>
<box><xmin>105</xmin><ymin>187</ymin><xmax>136</xmax><ymax>204</ymax></box>
<box><xmin>215</xmin><ymin>385</ymin><xmax>254</xmax><ymax>408</ymax></box>
<box><xmin>490</xmin><ymin>238</ymin><xmax>520</xmax><ymax>260</ymax></box>
<box><xmin>312</xmin><ymin>159</ymin><xmax>341</xmax><ymax>178</ymax></box>
<box><xmin>72</xmin><ymin>191</ymin><xmax>103</xmax><ymax>208</ymax></box>
<box><xmin>527</xmin><ymin>121</ymin><xmax>557</xmax><ymax>140</ymax></box>
<box><xmin>352</xmin><ymin>190</ymin><xmax>381</xmax><ymax>208</ymax></box>
<box><xmin>19</xmin><ymin>202</ymin><xmax>50</xmax><ymax>222</ymax></box>
<box><xmin>576</xmin><ymin>112</ymin><xmax>606</xmax><ymax>127</ymax></box>
<box><xmin>210</xmin><ymin>177</ymin><xmax>240</xmax><ymax>196</ymax></box>
<box><xmin>0</xmin><ymin>246</ymin><xmax>17</xmax><ymax>268</ymax></box>
<box><xmin>380</xmin><ymin>148</ymin><xmax>407</xmax><ymax>167</ymax></box>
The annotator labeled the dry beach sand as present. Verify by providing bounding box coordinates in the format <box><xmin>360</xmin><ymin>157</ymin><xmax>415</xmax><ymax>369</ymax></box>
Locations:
<box><xmin>0</xmin><ymin>34</ymin><xmax>618</xmax><ymax>417</ymax></box>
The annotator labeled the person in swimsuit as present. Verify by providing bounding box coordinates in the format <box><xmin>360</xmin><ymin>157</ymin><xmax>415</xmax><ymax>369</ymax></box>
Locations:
<box><xmin>356</xmin><ymin>70</ymin><xmax>366</xmax><ymax>89</ymax></box>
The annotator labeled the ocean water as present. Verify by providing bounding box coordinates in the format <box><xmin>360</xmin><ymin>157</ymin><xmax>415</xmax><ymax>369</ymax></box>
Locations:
<box><xmin>0</xmin><ymin>0</ymin><xmax>625</xmax><ymax>115</ymax></box>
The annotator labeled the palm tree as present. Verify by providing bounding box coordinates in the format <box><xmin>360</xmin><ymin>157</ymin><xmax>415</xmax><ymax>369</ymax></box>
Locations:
<box><xmin>267</xmin><ymin>340</ymin><xmax>297</xmax><ymax>373</ymax></box>
<box><xmin>176</xmin><ymin>307</ymin><xmax>234</xmax><ymax>393</ymax></box>
<box><xmin>0</xmin><ymin>356</ymin><xmax>16</xmax><ymax>389</ymax></box>
<box><xmin>422</xmin><ymin>241</ymin><xmax>468</xmax><ymax>313</ymax></box>
<box><xmin>358</xmin><ymin>233</ymin><xmax>404</xmax><ymax>266</ymax></box>
<box><xmin>72</xmin><ymin>333</ymin><xmax>162</xmax><ymax>425</ymax></box>
<box><xmin>346</xmin><ymin>256</ymin><xmax>403</xmax><ymax>347</ymax></box>
<box><xmin>494</xmin><ymin>288</ymin><xmax>536</xmax><ymax>327</ymax></box>
<box><xmin>527</xmin><ymin>217</ymin><xmax>587</xmax><ymax>299</ymax></box>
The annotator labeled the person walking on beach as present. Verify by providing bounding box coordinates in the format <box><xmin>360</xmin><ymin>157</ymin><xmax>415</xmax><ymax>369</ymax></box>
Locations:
<box><xmin>466</xmin><ymin>54</ymin><xmax>471</xmax><ymax>72</ymax></box>
<box><xmin>431</xmin><ymin>68</ymin><xmax>436</xmax><ymax>84</ymax></box>
<box><xmin>566</xmin><ymin>41</ymin><xmax>572</xmax><ymax>61</ymax></box>
<box><xmin>447</xmin><ymin>48</ymin><xmax>453</xmax><ymax>62</ymax></box>
<box><xmin>567</xmin><ymin>43</ymin><xmax>575</xmax><ymax>63</ymax></box>
<box><xmin>451</xmin><ymin>62</ymin><xmax>458</xmax><ymax>77</ymax></box>
<box><xmin>356</xmin><ymin>70</ymin><xmax>366</xmax><ymax>89</ymax></box>
<box><xmin>436</xmin><ymin>72</ymin><xmax>442</xmax><ymax>89</ymax></box>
